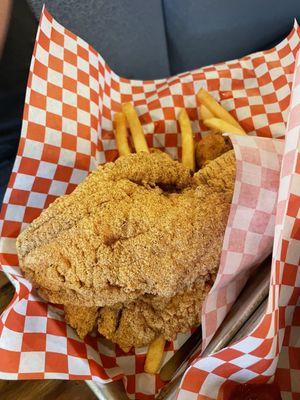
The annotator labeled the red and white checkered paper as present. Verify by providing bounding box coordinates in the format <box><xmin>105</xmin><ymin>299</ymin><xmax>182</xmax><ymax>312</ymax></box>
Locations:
<box><xmin>0</xmin><ymin>7</ymin><xmax>299</xmax><ymax>399</ymax></box>
<box><xmin>178</xmin><ymin>52</ymin><xmax>300</xmax><ymax>400</ymax></box>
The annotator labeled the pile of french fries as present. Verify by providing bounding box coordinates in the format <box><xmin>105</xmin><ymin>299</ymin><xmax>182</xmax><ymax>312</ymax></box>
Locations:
<box><xmin>114</xmin><ymin>102</ymin><xmax>195</xmax><ymax>171</ymax></box>
<box><xmin>112</xmin><ymin>88</ymin><xmax>246</xmax><ymax>375</ymax></box>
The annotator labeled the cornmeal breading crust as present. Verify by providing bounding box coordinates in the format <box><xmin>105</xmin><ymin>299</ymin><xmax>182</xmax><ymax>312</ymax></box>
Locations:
<box><xmin>17</xmin><ymin>150</ymin><xmax>236</xmax><ymax>349</ymax></box>
<box><xmin>65</xmin><ymin>275</ymin><xmax>214</xmax><ymax>351</ymax></box>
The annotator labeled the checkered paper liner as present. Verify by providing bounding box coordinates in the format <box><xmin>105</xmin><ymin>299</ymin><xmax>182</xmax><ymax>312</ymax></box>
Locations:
<box><xmin>0</xmin><ymin>7</ymin><xmax>299</xmax><ymax>399</ymax></box>
<box><xmin>178</xmin><ymin>52</ymin><xmax>300</xmax><ymax>400</ymax></box>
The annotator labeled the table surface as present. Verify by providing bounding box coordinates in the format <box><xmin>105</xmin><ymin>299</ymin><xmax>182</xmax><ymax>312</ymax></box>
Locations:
<box><xmin>0</xmin><ymin>271</ymin><xmax>97</xmax><ymax>400</ymax></box>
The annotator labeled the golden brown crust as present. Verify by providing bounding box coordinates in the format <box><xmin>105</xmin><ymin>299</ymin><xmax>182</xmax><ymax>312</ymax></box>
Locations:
<box><xmin>64</xmin><ymin>304</ymin><xmax>98</xmax><ymax>339</ymax></box>
<box><xmin>99</xmin><ymin>278</ymin><xmax>213</xmax><ymax>350</ymax></box>
<box><xmin>17</xmin><ymin>151</ymin><xmax>235</xmax><ymax>307</ymax></box>
<box><xmin>17</xmin><ymin>149</ymin><xmax>236</xmax><ymax>349</ymax></box>
<box><xmin>64</xmin><ymin>276</ymin><xmax>213</xmax><ymax>350</ymax></box>
<box><xmin>195</xmin><ymin>133</ymin><xmax>232</xmax><ymax>169</ymax></box>
<box><xmin>195</xmin><ymin>149</ymin><xmax>236</xmax><ymax>198</ymax></box>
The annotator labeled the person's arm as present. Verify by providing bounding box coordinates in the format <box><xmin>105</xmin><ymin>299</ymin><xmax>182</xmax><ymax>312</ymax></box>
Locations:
<box><xmin>0</xmin><ymin>0</ymin><xmax>12</xmax><ymax>58</ymax></box>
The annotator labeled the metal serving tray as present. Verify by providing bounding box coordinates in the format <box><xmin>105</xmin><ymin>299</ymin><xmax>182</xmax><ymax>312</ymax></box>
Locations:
<box><xmin>86</xmin><ymin>257</ymin><xmax>271</xmax><ymax>400</ymax></box>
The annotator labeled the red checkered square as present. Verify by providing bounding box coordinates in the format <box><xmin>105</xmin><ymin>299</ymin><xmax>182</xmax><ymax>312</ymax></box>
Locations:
<box><xmin>26</xmin><ymin>301</ymin><xmax>48</xmax><ymax>317</ymax></box>
<box><xmin>31</xmin><ymin>177</ymin><xmax>52</xmax><ymax>193</ymax></box>
<box><xmin>228</xmin><ymin>228</ymin><xmax>247</xmax><ymax>252</ymax></box>
<box><xmin>21</xmin><ymin>333</ymin><xmax>46</xmax><ymax>352</ymax></box>
<box><xmin>23</xmin><ymin>207</ymin><xmax>44</xmax><ymax>223</ymax></box>
<box><xmin>181</xmin><ymin>368</ymin><xmax>210</xmax><ymax>393</ymax></box>
<box><xmin>45</xmin><ymin>352</ymin><xmax>68</xmax><ymax>374</ymax></box>
<box><xmin>19</xmin><ymin>158</ymin><xmax>40</xmax><ymax>176</ymax></box>
<box><xmin>3</xmin><ymin>306</ymin><xmax>26</xmax><ymax>333</ymax></box>
<box><xmin>239</xmin><ymin>183</ymin><xmax>261</xmax><ymax>208</ymax></box>
<box><xmin>213</xmin><ymin>362</ymin><xmax>241</xmax><ymax>378</ymax></box>
<box><xmin>46</xmin><ymin>318</ymin><xmax>67</xmax><ymax>337</ymax></box>
<box><xmin>66</xmin><ymin>338</ymin><xmax>87</xmax><ymax>358</ymax></box>
<box><xmin>0</xmin><ymin>349</ymin><xmax>21</xmax><ymax>373</ymax></box>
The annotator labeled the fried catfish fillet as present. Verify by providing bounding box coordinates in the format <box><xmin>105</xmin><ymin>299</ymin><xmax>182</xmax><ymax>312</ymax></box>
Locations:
<box><xmin>195</xmin><ymin>133</ymin><xmax>232</xmax><ymax>168</ymax></box>
<box><xmin>17</xmin><ymin>150</ymin><xmax>236</xmax><ymax>347</ymax></box>
<box><xmin>64</xmin><ymin>275</ymin><xmax>213</xmax><ymax>351</ymax></box>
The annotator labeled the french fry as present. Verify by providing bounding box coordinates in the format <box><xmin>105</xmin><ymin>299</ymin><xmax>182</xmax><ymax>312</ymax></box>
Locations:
<box><xmin>178</xmin><ymin>108</ymin><xmax>195</xmax><ymax>171</ymax></box>
<box><xmin>122</xmin><ymin>103</ymin><xmax>149</xmax><ymax>153</ymax></box>
<box><xmin>114</xmin><ymin>112</ymin><xmax>131</xmax><ymax>157</ymax></box>
<box><xmin>200</xmin><ymin>104</ymin><xmax>219</xmax><ymax>135</ymax></box>
<box><xmin>203</xmin><ymin>118</ymin><xmax>246</xmax><ymax>136</ymax></box>
<box><xmin>197</xmin><ymin>88</ymin><xmax>245</xmax><ymax>133</ymax></box>
<box><xmin>144</xmin><ymin>336</ymin><xmax>166</xmax><ymax>374</ymax></box>
<box><xmin>199</xmin><ymin>104</ymin><xmax>214</xmax><ymax>120</ymax></box>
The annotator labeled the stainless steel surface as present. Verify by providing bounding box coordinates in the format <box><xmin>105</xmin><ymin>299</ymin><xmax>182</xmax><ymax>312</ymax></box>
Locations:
<box><xmin>86</xmin><ymin>380</ymin><xmax>130</xmax><ymax>400</ymax></box>
<box><xmin>157</xmin><ymin>375</ymin><xmax>182</xmax><ymax>400</ymax></box>
<box><xmin>231</xmin><ymin>297</ymin><xmax>268</xmax><ymax>343</ymax></box>
<box><xmin>160</xmin><ymin>324</ymin><xmax>202</xmax><ymax>382</ymax></box>
<box><xmin>86</xmin><ymin>257</ymin><xmax>271</xmax><ymax>399</ymax></box>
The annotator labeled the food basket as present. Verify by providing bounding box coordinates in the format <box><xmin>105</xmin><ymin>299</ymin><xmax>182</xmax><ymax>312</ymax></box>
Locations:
<box><xmin>0</xmin><ymin>8</ymin><xmax>299</xmax><ymax>399</ymax></box>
